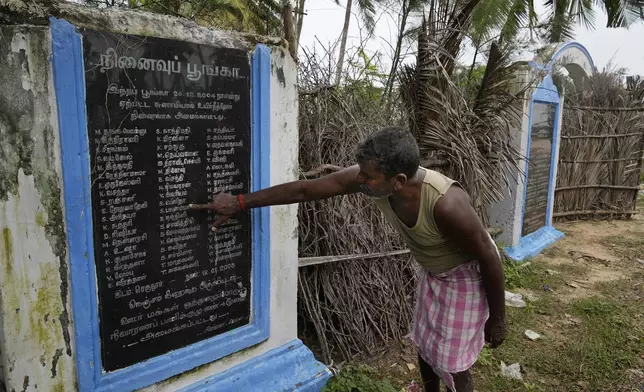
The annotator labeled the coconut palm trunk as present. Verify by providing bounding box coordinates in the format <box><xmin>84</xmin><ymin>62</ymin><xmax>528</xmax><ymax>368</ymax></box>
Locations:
<box><xmin>334</xmin><ymin>0</ymin><xmax>353</xmax><ymax>85</ymax></box>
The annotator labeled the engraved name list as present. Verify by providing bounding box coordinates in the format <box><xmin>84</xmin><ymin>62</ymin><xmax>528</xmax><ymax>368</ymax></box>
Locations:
<box><xmin>82</xmin><ymin>30</ymin><xmax>252</xmax><ymax>371</ymax></box>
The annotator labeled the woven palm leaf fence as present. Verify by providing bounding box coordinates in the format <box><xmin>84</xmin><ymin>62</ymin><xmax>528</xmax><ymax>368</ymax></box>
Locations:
<box><xmin>295</xmin><ymin>0</ymin><xmax>525</xmax><ymax>363</ymax></box>
<box><xmin>554</xmin><ymin>72</ymin><xmax>644</xmax><ymax>220</ymax></box>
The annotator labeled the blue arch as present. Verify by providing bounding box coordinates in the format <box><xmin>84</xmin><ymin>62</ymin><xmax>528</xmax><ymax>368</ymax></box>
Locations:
<box><xmin>547</xmin><ymin>41</ymin><xmax>596</xmax><ymax>72</ymax></box>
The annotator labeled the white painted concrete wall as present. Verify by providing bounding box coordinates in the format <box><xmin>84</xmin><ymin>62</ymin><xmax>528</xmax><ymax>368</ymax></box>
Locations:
<box><xmin>1</xmin><ymin>3</ymin><xmax>300</xmax><ymax>391</ymax></box>
<box><xmin>0</xmin><ymin>26</ymin><xmax>76</xmax><ymax>392</ymax></box>
<box><xmin>487</xmin><ymin>66</ymin><xmax>532</xmax><ymax>248</ymax></box>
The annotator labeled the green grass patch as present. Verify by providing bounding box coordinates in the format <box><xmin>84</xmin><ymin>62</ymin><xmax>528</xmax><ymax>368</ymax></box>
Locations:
<box><xmin>323</xmin><ymin>364</ymin><xmax>399</xmax><ymax>392</ymax></box>
<box><xmin>473</xmin><ymin>282</ymin><xmax>644</xmax><ymax>392</ymax></box>
<box><xmin>503</xmin><ymin>256</ymin><xmax>589</xmax><ymax>292</ymax></box>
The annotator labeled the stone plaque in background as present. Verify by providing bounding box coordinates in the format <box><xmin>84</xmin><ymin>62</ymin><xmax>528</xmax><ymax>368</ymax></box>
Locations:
<box><xmin>522</xmin><ymin>102</ymin><xmax>556</xmax><ymax>237</ymax></box>
<box><xmin>81</xmin><ymin>29</ymin><xmax>252</xmax><ymax>371</ymax></box>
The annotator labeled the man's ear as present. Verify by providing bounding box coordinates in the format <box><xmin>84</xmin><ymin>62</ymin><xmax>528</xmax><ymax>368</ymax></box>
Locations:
<box><xmin>393</xmin><ymin>174</ymin><xmax>407</xmax><ymax>191</ymax></box>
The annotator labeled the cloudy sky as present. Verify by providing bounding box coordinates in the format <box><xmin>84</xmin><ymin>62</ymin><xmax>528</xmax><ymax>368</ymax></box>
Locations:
<box><xmin>298</xmin><ymin>1</ymin><xmax>644</xmax><ymax>75</ymax></box>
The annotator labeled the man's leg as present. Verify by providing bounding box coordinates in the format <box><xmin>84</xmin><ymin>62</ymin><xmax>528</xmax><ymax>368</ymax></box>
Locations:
<box><xmin>418</xmin><ymin>354</ymin><xmax>441</xmax><ymax>392</ymax></box>
<box><xmin>450</xmin><ymin>370</ymin><xmax>473</xmax><ymax>392</ymax></box>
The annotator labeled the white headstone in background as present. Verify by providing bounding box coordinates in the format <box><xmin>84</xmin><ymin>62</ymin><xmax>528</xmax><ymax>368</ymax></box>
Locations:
<box><xmin>488</xmin><ymin>42</ymin><xmax>595</xmax><ymax>261</ymax></box>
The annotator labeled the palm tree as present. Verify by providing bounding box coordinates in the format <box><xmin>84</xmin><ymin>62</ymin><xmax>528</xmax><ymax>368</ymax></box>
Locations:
<box><xmin>333</xmin><ymin>0</ymin><xmax>382</xmax><ymax>85</ymax></box>
<box><xmin>475</xmin><ymin>0</ymin><xmax>644</xmax><ymax>44</ymax></box>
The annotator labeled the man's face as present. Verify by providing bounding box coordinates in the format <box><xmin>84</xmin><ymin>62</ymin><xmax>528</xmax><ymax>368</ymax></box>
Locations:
<box><xmin>355</xmin><ymin>161</ymin><xmax>403</xmax><ymax>198</ymax></box>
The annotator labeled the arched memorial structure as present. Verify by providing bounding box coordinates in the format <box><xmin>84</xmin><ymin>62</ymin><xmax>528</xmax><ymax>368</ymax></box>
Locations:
<box><xmin>0</xmin><ymin>2</ymin><xmax>330</xmax><ymax>391</ymax></box>
<box><xmin>488</xmin><ymin>42</ymin><xmax>596</xmax><ymax>261</ymax></box>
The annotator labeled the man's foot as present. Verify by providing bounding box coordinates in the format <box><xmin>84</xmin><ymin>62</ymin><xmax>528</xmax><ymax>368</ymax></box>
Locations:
<box><xmin>450</xmin><ymin>370</ymin><xmax>473</xmax><ymax>392</ymax></box>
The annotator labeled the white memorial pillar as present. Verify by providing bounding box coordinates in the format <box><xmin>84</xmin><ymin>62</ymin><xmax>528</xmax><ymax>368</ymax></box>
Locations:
<box><xmin>488</xmin><ymin>42</ymin><xmax>595</xmax><ymax>261</ymax></box>
<box><xmin>0</xmin><ymin>3</ymin><xmax>331</xmax><ymax>391</ymax></box>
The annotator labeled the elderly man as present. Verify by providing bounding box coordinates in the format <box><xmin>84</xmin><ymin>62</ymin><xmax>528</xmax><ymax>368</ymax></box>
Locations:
<box><xmin>189</xmin><ymin>127</ymin><xmax>506</xmax><ymax>392</ymax></box>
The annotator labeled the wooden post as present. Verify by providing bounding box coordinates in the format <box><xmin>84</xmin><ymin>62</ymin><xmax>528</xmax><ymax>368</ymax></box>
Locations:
<box><xmin>282</xmin><ymin>2</ymin><xmax>297</xmax><ymax>63</ymax></box>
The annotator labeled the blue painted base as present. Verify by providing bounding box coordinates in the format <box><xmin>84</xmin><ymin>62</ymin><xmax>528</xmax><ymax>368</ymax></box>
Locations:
<box><xmin>178</xmin><ymin>339</ymin><xmax>332</xmax><ymax>392</ymax></box>
<box><xmin>505</xmin><ymin>226</ymin><xmax>565</xmax><ymax>262</ymax></box>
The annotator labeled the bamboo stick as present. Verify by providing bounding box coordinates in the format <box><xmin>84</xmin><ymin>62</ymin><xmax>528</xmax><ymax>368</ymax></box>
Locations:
<box><xmin>556</xmin><ymin>185</ymin><xmax>640</xmax><ymax>191</ymax></box>
<box><xmin>561</xmin><ymin>132</ymin><xmax>643</xmax><ymax>139</ymax></box>
<box><xmin>298</xmin><ymin>228</ymin><xmax>503</xmax><ymax>267</ymax></box>
<box><xmin>560</xmin><ymin>157</ymin><xmax>640</xmax><ymax>163</ymax></box>
<box><xmin>299</xmin><ymin>249</ymin><xmax>411</xmax><ymax>267</ymax></box>
<box><xmin>553</xmin><ymin>210</ymin><xmax>639</xmax><ymax>218</ymax></box>
<box><xmin>568</xmin><ymin>106</ymin><xmax>644</xmax><ymax>112</ymax></box>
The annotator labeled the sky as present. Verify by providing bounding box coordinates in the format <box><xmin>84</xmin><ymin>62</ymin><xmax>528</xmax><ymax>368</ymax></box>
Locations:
<box><xmin>298</xmin><ymin>0</ymin><xmax>644</xmax><ymax>76</ymax></box>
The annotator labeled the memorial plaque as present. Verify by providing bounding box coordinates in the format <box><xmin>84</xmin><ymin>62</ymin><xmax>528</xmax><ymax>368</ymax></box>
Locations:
<box><xmin>81</xmin><ymin>29</ymin><xmax>252</xmax><ymax>371</ymax></box>
<box><xmin>522</xmin><ymin>102</ymin><xmax>555</xmax><ymax>236</ymax></box>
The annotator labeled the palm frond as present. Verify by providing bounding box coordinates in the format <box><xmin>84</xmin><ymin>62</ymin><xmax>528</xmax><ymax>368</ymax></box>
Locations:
<box><xmin>356</xmin><ymin>0</ymin><xmax>378</xmax><ymax>32</ymax></box>
<box><xmin>545</xmin><ymin>0</ymin><xmax>577</xmax><ymax>42</ymax></box>
<box><xmin>570</xmin><ymin>0</ymin><xmax>596</xmax><ymax>29</ymax></box>
<box><xmin>400</xmin><ymin>2</ymin><xmax>526</xmax><ymax>217</ymax></box>
<box><xmin>499</xmin><ymin>0</ymin><xmax>534</xmax><ymax>43</ymax></box>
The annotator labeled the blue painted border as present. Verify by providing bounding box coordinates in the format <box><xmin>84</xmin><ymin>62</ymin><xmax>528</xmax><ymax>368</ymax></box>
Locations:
<box><xmin>506</xmin><ymin>74</ymin><xmax>564</xmax><ymax>261</ymax></box>
<box><xmin>51</xmin><ymin>18</ymin><xmax>272</xmax><ymax>392</ymax></box>
<box><xmin>548</xmin><ymin>42</ymin><xmax>596</xmax><ymax>73</ymax></box>
<box><xmin>528</xmin><ymin>42</ymin><xmax>596</xmax><ymax>73</ymax></box>
<box><xmin>177</xmin><ymin>340</ymin><xmax>332</xmax><ymax>392</ymax></box>
<box><xmin>505</xmin><ymin>226</ymin><xmax>564</xmax><ymax>261</ymax></box>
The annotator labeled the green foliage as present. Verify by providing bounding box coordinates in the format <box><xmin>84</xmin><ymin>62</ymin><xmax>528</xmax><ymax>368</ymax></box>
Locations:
<box><xmin>333</xmin><ymin>0</ymin><xmax>382</xmax><ymax>33</ymax></box>
<box><xmin>81</xmin><ymin>0</ymin><xmax>282</xmax><ymax>34</ymax></box>
<box><xmin>453</xmin><ymin>64</ymin><xmax>486</xmax><ymax>103</ymax></box>
<box><xmin>470</xmin><ymin>0</ymin><xmax>644</xmax><ymax>44</ymax></box>
<box><xmin>475</xmin><ymin>346</ymin><xmax>494</xmax><ymax>367</ymax></box>
<box><xmin>323</xmin><ymin>364</ymin><xmax>399</xmax><ymax>392</ymax></box>
<box><xmin>343</xmin><ymin>48</ymin><xmax>386</xmax><ymax>103</ymax></box>
<box><xmin>502</xmin><ymin>254</ymin><xmax>530</xmax><ymax>290</ymax></box>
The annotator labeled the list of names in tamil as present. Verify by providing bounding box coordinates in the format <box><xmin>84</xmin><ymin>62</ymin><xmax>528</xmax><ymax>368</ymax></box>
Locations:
<box><xmin>82</xmin><ymin>29</ymin><xmax>252</xmax><ymax>371</ymax></box>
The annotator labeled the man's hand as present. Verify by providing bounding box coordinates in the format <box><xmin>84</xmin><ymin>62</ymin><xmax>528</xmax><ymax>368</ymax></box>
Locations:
<box><xmin>188</xmin><ymin>193</ymin><xmax>241</xmax><ymax>231</ymax></box>
<box><xmin>484</xmin><ymin>315</ymin><xmax>507</xmax><ymax>348</ymax></box>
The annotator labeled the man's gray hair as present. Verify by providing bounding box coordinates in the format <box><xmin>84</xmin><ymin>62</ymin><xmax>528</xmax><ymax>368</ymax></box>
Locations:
<box><xmin>355</xmin><ymin>127</ymin><xmax>420</xmax><ymax>178</ymax></box>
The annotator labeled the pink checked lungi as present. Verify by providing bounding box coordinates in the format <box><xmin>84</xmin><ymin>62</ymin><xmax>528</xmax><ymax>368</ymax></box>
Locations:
<box><xmin>410</xmin><ymin>260</ymin><xmax>489</xmax><ymax>391</ymax></box>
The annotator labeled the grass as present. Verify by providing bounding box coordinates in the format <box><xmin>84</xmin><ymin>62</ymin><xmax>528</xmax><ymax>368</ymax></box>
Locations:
<box><xmin>472</xmin><ymin>263</ymin><xmax>644</xmax><ymax>392</ymax></box>
<box><xmin>325</xmin><ymin>226</ymin><xmax>644</xmax><ymax>392</ymax></box>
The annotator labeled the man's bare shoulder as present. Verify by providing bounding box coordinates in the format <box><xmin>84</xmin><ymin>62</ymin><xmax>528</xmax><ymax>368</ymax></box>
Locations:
<box><xmin>434</xmin><ymin>184</ymin><xmax>473</xmax><ymax>220</ymax></box>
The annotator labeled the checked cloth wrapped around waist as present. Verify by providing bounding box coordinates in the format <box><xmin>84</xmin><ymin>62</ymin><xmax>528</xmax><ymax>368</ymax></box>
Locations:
<box><xmin>411</xmin><ymin>260</ymin><xmax>489</xmax><ymax>391</ymax></box>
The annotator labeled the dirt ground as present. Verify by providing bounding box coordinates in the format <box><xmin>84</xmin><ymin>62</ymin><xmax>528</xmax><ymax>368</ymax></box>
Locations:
<box><xmin>362</xmin><ymin>198</ymin><xmax>644</xmax><ymax>392</ymax></box>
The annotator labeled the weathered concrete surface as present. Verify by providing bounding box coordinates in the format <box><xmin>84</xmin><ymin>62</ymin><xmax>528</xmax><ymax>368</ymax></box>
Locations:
<box><xmin>0</xmin><ymin>0</ymin><xmax>287</xmax><ymax>51</ymax></box>
<box><xmin>0</xmin><ymin>26</ymin><xmax>76</xmax><ymax>391</ymax></box>
<box><xmin>1</xmin><ymin>2</ymin><xmax>302</xmax><ymax>390</ymax></box>
<box><xmin>0</xmin><ymin>0</ymin><xmax>60</xmax><ymax>25</ymax></box>
<box><xmin>487</xmin><ymin>64</ymin><xmax>533</xmax><ymax>248</ymax></box>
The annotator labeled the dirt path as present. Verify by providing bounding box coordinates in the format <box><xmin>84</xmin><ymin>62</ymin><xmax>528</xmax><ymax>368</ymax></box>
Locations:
<box><xmin>362</xmin><ymin>207</ymin><xmax>644</xmax><ymax>392</ymax></box>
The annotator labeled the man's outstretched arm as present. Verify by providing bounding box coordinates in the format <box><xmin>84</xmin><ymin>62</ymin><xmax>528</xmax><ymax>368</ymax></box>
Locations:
<box><xmin>188</xmin><ymin>165</ymin><xmax>361</xmax><ymax>229</ymax></box>
<box><xmin>433</xmin><ymin>186</ymin><xmax>507</xmax><ymax>348</ymax></box>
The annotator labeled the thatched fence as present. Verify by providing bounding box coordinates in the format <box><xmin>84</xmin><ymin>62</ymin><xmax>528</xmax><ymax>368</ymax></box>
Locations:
<box><xmin>295</xmin><ymin>73</ymin><xmax>418</xmax><ymax>363</ymax></box>
<box><xmin>294</xmin><ymin>2</ymin><xmax>525</xmax><ymax>363</ymax></box>
<box><xmin>554</xmin><ymin>73</ymin><xmax>644</xmax><ymax>220</ymax></box>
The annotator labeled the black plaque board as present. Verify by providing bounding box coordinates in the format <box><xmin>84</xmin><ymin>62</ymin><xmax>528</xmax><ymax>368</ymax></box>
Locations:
<box><xmin>81</xmin><ymin>29</ymin><xmax>252</xmax><ymax>371</ymax></box>
<box><xmin>522</xmin><ymin>102</ymin><xmax>555</xmax><ymax>237</ymax></box>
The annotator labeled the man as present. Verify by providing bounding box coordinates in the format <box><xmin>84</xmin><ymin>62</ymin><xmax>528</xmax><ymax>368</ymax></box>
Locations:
<box><xmin>189</xmin><ymin>127</ymin><xmax>506</xmax><ymax>392</ymax></box>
